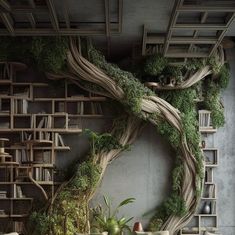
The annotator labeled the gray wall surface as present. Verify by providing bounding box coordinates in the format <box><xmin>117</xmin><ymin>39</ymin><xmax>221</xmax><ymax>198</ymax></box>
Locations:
<box><xmin>88</xmin><ymin>50</ymin><xmax>235</xmax><ymax>234</ymax></box>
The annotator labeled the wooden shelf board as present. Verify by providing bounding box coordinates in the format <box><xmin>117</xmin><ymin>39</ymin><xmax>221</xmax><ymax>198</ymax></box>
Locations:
<box><xmin>205</xmin><ymin>164</ymin><xmax>218</xmax><ymax>167</ymax></box>
<box><xmin>0</xmin><ymin>80</ymin><xmax>12</xmax><ymax>84</ymax></box>
<box><xmin>0</xmin><ymin>214</ymin><xmax>29</xmax><ymax>218</ymax></box>
<box><xmin>54</xmin><ymin>146</ymin><xmax>70</xmax><ymax>151</ymax></box>
<box><xmin>196</xmin><ymin>214</ymin><xmax>217</xmax><ymax>217</ymax></box>
<box><xmin>199</xmin><ymin>128</ymin><xmax>217</xmax><ymax>133</ymax></box>
<box><xmin>35</xmin><ymin>181</ymin><xmax>54</xmax><ymax>185</ymax></box>
<box><xmin>201</xmin><ymin>197</ymin><xmax>217</xmax><ymax>200</ymax></box>
<box><xmin>12</xmin><ymin>96</ymin><xmax>31</xmax><ymax>100</ymax></box>
<box><xmin>0</xmin><ymin>197</ymin><xmax>33</xmax><ymax>201</ymax></box>
<box><xmin>202</xmin><ymin>148</ymin><xmax>218</xmax><ymax>151</ymax></box>
<box><xmin>34</xmin><ymin>97</ymin><xmax>106</xmax><ymax>101</ymax></box>
<box><xmin>33</xmin><ymin>163</ymin><xmax>54</xmax><ymax>167</ymax></box>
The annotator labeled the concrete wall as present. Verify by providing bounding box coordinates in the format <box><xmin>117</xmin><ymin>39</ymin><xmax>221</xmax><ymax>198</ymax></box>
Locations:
<box><xmin>90</xmin><ymin>124</ymin><xmax>174</xmax><ymax>228</ymax></box>
<box><xmin>88</xmin><ymin>50</ymin><xmax>235</xmax><ymax>234</ymax></box>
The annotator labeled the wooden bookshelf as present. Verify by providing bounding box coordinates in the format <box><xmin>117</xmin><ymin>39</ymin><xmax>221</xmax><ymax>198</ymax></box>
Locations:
<box><xmin>0</xmin><ymin>62</ymin><xmax>107</xmax><ymax>233</ymax></box>
<box><xmin>180</xmin><ymin>110</ymin><xmax>220</xmax><ymax>235</ymax></box>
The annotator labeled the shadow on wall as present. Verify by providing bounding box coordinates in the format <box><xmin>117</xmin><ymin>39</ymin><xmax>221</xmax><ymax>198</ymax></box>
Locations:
<box><xmin>90</xmin><ymin>123</ymin><xmax>175</xmax><ymax>229</ymax></box>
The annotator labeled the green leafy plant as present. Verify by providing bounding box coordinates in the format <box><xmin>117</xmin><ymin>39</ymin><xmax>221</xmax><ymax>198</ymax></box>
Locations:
<box><xmin>84</xmin><ymin>129</ymin><xmax>127</xmax><ymax>156</ymax></box>
<box><xmin>144</xmin><ymin>54</ymin><xmax>168</xmax><ymax>76</ymax></box>
<box><xmin>217</xmin><ymin>64</ymin><xmax>230</xmax><ymax>89</ymax></box>
<box><xmin>91</xmin><ymin>196</ymin><xmax>135</xmax><ymax>235</ymax></box>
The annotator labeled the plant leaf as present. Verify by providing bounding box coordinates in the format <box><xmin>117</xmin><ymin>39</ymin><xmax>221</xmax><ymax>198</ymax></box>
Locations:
<box><xmin>117</xmin><ymin>198</ymin><xmax>135</xmax><ymax>208</ymax></box>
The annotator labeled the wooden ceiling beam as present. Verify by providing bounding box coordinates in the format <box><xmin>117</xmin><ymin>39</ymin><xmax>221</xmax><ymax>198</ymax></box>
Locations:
<box><xmin>46</xmin><ymin>0</ymin><xmax>59</xmax><ymax>31</ymax></box>
<box><xmin>118</xmin><ymin>0</ymin><xmax>123</xmax><ymax>33</ymax></box>
<box><xmin>0</xmin><ymin>28</ymin><xmax>120</xmax><ymax>36</ymax></box>
<box><xmin>28</xmin><ymin>0</ymin><xmax>36</xmax><ymax>8</ymax></box>
<box><xmin>27</xmin><ymin>13</ymin><xmax>36</xmax><ymax>28</ymax></box>
<box><xmin>177</xmin><ymin>6</ymin><xmax>235</xmax><ymax>12</ymax></box>
<box><xmin>63</xmin><ymin>0</ymin><xmax>70</xmax><ymax>28</ymax></box>
<box><xmin>0</xmin><ymin>0</ymin><xmax>11</xmax><ymax>12</ymax></box>
<box><xmin>104</xmin><ymin>0</ymin><xmax>111</xmax><ymax>56</ymax></box>
<box><xmin>0</xmin><ymin>12</ymin><xmax>14</xmax><ymax>35</ymax></box>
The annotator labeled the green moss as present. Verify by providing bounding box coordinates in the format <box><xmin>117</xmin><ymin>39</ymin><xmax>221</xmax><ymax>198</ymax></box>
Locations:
<box><xmin>203</xmin><ymin>81</ymin><xmax>225</xmax><ymax>128</ymax></box>
<box><xmin>84</xmin><ymin>129</ymin><xmax>127</xmax><ymax>156</ymax></box>
<box><xmin>217</xmin><ymin>64</ymin><xmax>230</xmax><ymax>89</ymax></box>
<box><xmin>88</xmin><ymin>47</ymin><xmax>154</xmax><ymax>115</ymax></box>
<box><xmin>0</xmin><ymin>36</ymin><xmax>68</xmax><ymax>73</ymax></box>
<box><xmin>70</xmin><ymin>161</ymin><xmax>101</xmax><ymax>191</ymax></box>
<box><xmin>144</xmin><ymin>54</ymin><xmax>168</xmax><ymax>76</ymax></box>
<box><xmin>31</xmin><ymin>37</ymin><xmax>69</xmax><ymax>72</ymax></box>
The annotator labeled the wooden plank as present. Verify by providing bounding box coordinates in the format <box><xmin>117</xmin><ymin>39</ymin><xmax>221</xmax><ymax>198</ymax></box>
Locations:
<box><xmin>0</xmin><ymin>28</ymin><xmax>119</xmax><ymax>36</ymax></box>
<box><xmin>0</xmin><ymin>12</ymin><xmax>14</xmax><ymax>35</ymax></box>
<box><xmin>163</xmin><ymin>0</ymin><xmax>183</xmax><ymax>55</ymax></box>
<box><xmin>118</xmin><ymin>0</ymin><xmax>123</xmax><ymax>33</ymax></box>
<box><xmin>0</xmin><ymin>0</ymin><xmax>11</xmax><ymax>11</ymax></box>
<box><xmin>169</xmin><ymin>37</ymin><xmax>217</xmax><ymax>44</ymax></box>
<box><xmin>165</xmin><ymin>52</ymin><xmax>208</xmax><ymax>58</ymax></box>
<box><xmin>177</xmin><ymin>6</ymin><xmax>235</xmax><ymax>12</ymax></box>
<box><xmin>28</xmin><ymin>0</ymin><xmax>36</xmax><ymax>8</ymax></box>
<box><xmin>146</xmin><ymin>35</ymin><xmax>165</xmax><ymax>44</ymax></box>
<box><xmin>27</xmin><ymin>13</ymin><xmax>36</xmax><ymax>28</ymax></box>
<box><xmin>45</xmin><ymin>0</ymin><xmax>59</xmax><ymax>31</ymax></box>
<box><xmin>142</xmin><ymin>25</ymin><xmax>147</xmax><ymax>55</ymax></box>
<box><xmin>63</xmin><ymin>0</ymin><xmax>70</xmax><ymax>28</ymax></box>
<box><xmin>209</xmin><ymin>13</ymin><xmax>235</xmax><ymax>56</ymax></box>
<box><xmin>104</xmin><ymin>0</ymin><xmax>110</xmax><ymax>55</ymax></box>
<box><xmin>201</xmin><ymin>12</ymin><xmax>208</xmax><ymax>23</ymax></box>
<box><xmin>173</xmin><ymin>24</ymin><xmax>227</xmax><ymax>30</ymax></box>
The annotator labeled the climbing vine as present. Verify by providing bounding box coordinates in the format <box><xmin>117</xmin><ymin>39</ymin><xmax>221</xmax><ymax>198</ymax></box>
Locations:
<box><xmin>0</xmin><ymin>37</ymin><xmax>230</xmax><ymax>235</ymax></box>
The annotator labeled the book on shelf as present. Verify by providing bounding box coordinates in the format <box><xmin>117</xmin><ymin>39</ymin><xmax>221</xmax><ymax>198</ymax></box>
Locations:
<box><xmin>0</xmin><ymin>209</ymin><xmax>5</xmax><ymax>215</ymax></box>
<box><xmin>22</xmin><ymin>131</ymin><xmax>32</xmax><ymax>141</ymax></box>
<box><xmin>37</xmin><ymin>131</ymin><xmax>51</xmax><ymax>141</ymax></box>
<box><xmin>0</xmin><ymin>98</ymin><xmax>10</xmax><ymax>113</ymax></box>
<box><xmin>0</xmin><ymin>63</ymin><xmax>10</xmax><ymax>80</ymax></box>
<box><xmin>37</xmin><ymin>117</ymin><xmax>46</xmax><ymax>128</ymax></box>
<box><xmin>77</xmin><ymin>101</ymin><xmax>84</xmax><ymax>114</ymax></box>
<box><xmin>55</xmin><ymin>133</ymin><xmax>65</xmax><ymax>147</ymax></box>
<box><xmin>210</xmin><ymin>201</ymin><xmax>216</xmax><ymax>214</ymax></box>
<box><xmin>16</xmin><ymin>185</ymin><xmax>25</xmax><ymax>198</ymax></box>
<box><xmin>90</xmin><ymin>102</ymin><xmax>103</xmax><ymax>115</ymax></box>
<box><xmin>68</xmin><ymin>118</ymin><xmax>80</xmax><ymax>129</ymax></box>
<box><xmin>13</xmin><ymin>88</ymin><xmax>30</xmax><ymax>98</ymax></box>
<box><xmin>13</xmin><ymin>221</ymin><xmax>24</xmax><ymax>233</ymax></box>
<box><xmin>43</xmin><ymin>169</ymin><xmax>52</xmax><ymax>181</ymax></box>
<box><xmin>34</xmin><ymin>150</ymin><xmax>51</xmax><ymax>163</ymax></box>
<box><xmin>34</xmin><ymin>151</ymin><xmax>44</xmax><ymax>163</ymax></box>
<box><xmin>0</xmin><ymin>122</ymin><xmax>10</xmax><ymax>128</ymax></box>
<box><xmin>199</xmin><ymin>110</ymin><xmax>211</xmax><ymax>128</ymax></box>
<box><xmin>208</xmin><ymin>184</ymin><xmax>215</xmax><ymax>198</ymax></box>
<box><xmin>0</xmin><ymin>190</ymin><xmax>7</xmax><ymax>198</ymax></box>
<box><xmin>57</xmin><ymin>101</ymin><xmax>65</xmax><ymax>112</ymax></box>
<box><xmin>34</xmin><ymin>168</ymin><xmax>52</xmax><ymax>181</ymax></box>
<box><xmin>17</xmin><ymin>149</ymin><xmax>28</xmax><ymax>163</ymax></box>
<box><xmin>37</xmin><ymin>116</ymin><xmax>52</xmax><ymax>129</ymax></box>
<box><xmin>14</xmin><ymin>99</ymin><xmax>28</xmax><ymax>114</ymax></box>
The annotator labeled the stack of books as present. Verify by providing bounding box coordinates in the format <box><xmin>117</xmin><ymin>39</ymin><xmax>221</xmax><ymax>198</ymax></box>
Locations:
<box><xmin>0</xmin><ymin>190</ymin><xmax>7</xmax><ymax>198</ymax></box>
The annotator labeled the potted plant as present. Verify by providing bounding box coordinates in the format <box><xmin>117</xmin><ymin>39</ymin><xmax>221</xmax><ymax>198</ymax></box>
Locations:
<box><xmin>91</xmin><ymin>196</ymin><xmax>135</xmax><ymax>235</ymax></box>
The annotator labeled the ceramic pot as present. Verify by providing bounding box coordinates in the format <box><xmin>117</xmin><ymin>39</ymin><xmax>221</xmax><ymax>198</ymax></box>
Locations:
<box><xmin>133</xmin><ymin>222</ymin><xmax>143</xmax><ymax>232</ymax></box>
<box><xmin>202</xmin><ymin>201</ymin><xmax>211</xmax><ymax>214</ymax></box>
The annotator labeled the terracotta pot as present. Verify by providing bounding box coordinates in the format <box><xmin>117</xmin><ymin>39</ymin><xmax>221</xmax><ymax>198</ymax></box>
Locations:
<box><xmin>133</xmin><ymin>222</ymin><xmax>143</xmax><ymax>232</ymax></box>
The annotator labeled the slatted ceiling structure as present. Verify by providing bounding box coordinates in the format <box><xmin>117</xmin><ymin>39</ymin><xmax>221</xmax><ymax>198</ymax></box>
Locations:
<box><xmin>142</xmin><ymin>0</ymin><xmax>235</xmax><ymax>59</ymax></box>
<box><xmin>0</xmin><ymin>0</ymin><xmax>123</xmax><ymax>36</ymax></box>
<box><xmin>164</xmin><ymin>0</ymin><xmax>235</xmax><ymax>58</ymax></box>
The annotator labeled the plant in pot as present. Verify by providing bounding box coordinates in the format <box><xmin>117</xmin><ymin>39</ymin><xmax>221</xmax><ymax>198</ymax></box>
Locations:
<box><xmin>91</xmin><ymin>196</ymin><xmax>135</xmax><ymax>235</ymax></box>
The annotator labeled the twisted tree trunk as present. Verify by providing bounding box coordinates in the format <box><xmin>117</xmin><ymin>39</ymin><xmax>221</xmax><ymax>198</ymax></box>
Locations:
<box><xmin>47</xmin><ymin>38</ymin><xmax>203</xmax><ymax>235</ymax></box>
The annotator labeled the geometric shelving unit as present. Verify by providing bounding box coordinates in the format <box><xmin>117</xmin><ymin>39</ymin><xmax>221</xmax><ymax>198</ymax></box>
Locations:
<box><xmin>180</xmin><ymin>110</ymin><xmax>220</xmax><ymax>235</ymax></box>
<box><xmin>0</xmin><ymin>61</ymin><xmax>107</xmax><ymax>233</ymax></box>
